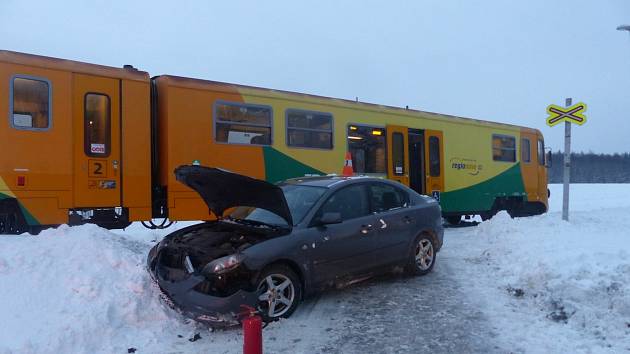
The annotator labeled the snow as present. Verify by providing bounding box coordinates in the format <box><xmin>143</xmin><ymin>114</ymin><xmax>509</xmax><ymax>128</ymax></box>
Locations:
<box><xmin>0</xmin><ymin>224</ymin><xmax>187</xmax><ymax>354</ymax></box>
<box><xmin>0</xmin><ymin>183</ymin><xmax>629</xmax><ymax>353</ymax></box>
<box><xmin>444</xmin><ymin>184</ymin><xmax>630</xmax><ymax>353</ymax></box>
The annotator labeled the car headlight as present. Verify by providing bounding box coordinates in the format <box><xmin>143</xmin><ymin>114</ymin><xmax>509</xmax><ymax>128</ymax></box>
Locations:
<box><xmin>202</xmin><ymin>254</ymin><xmax>245</xmax><ymax>275</ymax></box>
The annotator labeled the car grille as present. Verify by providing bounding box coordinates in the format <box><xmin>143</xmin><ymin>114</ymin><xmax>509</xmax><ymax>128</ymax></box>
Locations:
<box><xmin>161</xmin><ymin>249</ymin><xmax>184</xmax><ymax>269</ymax></box>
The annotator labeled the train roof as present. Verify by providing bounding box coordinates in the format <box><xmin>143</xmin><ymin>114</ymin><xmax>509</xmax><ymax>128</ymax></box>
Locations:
<box><xmin>0</xmin><ymin>50</ymin><xmax>149</xmax><ymax>82</ymax></box>
<box><xmin>0</xmin><ymin>50</ymin><xmax>539</xmax><ymax>134</ymax></box>
<box><xmin>155</xmin><ymin>74</ymin><xmax>541</xmax><ymax>133</ymax></box>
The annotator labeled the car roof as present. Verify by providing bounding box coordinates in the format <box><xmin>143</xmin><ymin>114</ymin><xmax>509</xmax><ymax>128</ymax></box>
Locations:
<box><xmin>281</xmin><ymin>175</ymin><xmax>386</xmax><ymax>188</ymax></box>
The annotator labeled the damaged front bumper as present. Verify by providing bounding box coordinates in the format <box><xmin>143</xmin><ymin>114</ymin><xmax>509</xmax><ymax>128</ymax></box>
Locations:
<box><xmin>147</xmin><ymin>243</ymin><xmax>259</xmax><ymax>326</ymax></box>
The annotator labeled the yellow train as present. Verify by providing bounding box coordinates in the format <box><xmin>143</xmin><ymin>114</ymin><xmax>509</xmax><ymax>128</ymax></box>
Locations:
<box><xmin>0</xmin><ymin>50</ymin><xmax>549</xmax><ymax>234</ymax></box>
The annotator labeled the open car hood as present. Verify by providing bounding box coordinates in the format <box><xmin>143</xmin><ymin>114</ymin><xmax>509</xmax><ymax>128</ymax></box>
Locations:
<box><xmin>174</xmin><ymin>165</ymin><xmax>293</xmax><ymax>226</ymax></box>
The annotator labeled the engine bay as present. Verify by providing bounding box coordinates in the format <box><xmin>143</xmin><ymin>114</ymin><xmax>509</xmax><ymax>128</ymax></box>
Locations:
<box><xmin>166</xmin><ymin>221</ymin><xmax>286</xmax><ymax>269</ymax></box>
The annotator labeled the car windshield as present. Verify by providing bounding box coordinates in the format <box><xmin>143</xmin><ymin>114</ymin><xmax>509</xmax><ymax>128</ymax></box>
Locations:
<box><xmin>228</xmin><ymin>184</ymin><xmax>326</xmax><ymax>226</ymax></box>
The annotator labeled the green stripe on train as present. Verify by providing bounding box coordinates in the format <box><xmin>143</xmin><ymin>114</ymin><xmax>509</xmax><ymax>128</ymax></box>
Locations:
<box><xmin>263</xmin><ymin>147</ymin><xmax>324</xmax><ymax>183</ymax></box>
<box><xmin>262</xmin><ymin>148</ymin><xmax>526</xmax><ymax>214</ymax></box>
<box><xmin>440</xmin><ymin>163</ymin><xmax>525</xmax><ymax>213</ymax></box>
<box><xmin>0</xmin><ymin>192</ymin><xmax>40</xmax><ymax>226</ymax></box>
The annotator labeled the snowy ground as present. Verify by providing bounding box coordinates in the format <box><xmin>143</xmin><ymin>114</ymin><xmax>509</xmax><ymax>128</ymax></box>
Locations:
<box><xmin>446</xmin><ymin>184</ymin><xmax>630</xmax><ymax>353</ymax></box>
<box><xmin>1</xmin><ymin>184</ymin><xmax>629</xmax><ymax>353</ymax></box>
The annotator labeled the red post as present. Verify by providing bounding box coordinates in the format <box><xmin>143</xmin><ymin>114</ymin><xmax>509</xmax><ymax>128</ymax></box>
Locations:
<box><xmin>241</xmin><ymin>306</ymin><xmax>262</xmax><ymax>354</ymax></box>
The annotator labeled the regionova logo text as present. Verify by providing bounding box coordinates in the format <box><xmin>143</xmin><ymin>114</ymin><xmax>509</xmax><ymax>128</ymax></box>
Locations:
<box><xmin>450</xmin><ymin>158</ymin><xmax>482</xmax><ymax>176</ymax></box>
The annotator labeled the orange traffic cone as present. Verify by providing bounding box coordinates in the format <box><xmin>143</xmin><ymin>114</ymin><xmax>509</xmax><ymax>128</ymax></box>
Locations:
<box><xmin>342</xmin><ymin>152</ymin><xmax>354</xmax><ymax>176</ymax></box>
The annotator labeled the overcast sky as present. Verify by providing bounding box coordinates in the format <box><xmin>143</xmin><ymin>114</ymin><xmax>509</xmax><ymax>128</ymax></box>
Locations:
<box><xmin>2</xmin><ymin>0</ymin><xmax>629</xmax><ymax>153</ymax></box>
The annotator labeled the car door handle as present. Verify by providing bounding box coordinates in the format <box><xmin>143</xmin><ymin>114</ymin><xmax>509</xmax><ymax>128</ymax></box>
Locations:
<box><xmin>403</xmin><ymin>216</ymin><xmax>413</xmax><ymax>224</ymax></box>
<box><xmin>360</xmin><ymin>224</ymin><xmax>373</xmax><ymax>234</ymax></box>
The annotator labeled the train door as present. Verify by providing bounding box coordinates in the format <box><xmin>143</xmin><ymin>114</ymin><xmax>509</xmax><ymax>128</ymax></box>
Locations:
<box><xmin>72</xmin><ymin>74</ymin><xmax>121</xmax><ymax>208</ymax></box>
<box><xmin>425</xmin><ymin>130</ymin><xmax>444</xmax><ymax>201</ymax></box>
<box><xmin>408</xmin><ymin>130</ymin><xmax>425</xmax><ymax>195</ymax></box>
<box><xmin>386</xmin><ymin>125</ymin><xmax>409</xmax><ymax>186</ymax></box>
<box><xmin>520</xmin><ymin>131</ymin><xmax>538</xmax><ymax>202</ymax></box>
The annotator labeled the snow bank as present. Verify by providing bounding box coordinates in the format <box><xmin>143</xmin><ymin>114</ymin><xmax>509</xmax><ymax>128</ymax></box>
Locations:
<box><xmin>0</xmin><ymin>224</ymin><xmax>198</xmax><ymax>354</ymax></box>
<box><xmin>448</xmin><ymin>208</ymin><xmax>630</xmax><ymax>352</ymax></box>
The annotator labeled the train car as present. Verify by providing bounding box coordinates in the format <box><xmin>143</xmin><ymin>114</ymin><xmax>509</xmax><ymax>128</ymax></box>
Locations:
<box><xmin>153</xmin><ymin>75</ymin><xmax>548</xmax><ymax>225</ymax></box>
<box><xmin>0</xmin><ymin>50</ymin><xmax>549</xmax><ymax>234</ymax></box>
<box><xmin>0</xmin><ymin>51</ymin><xmax>152</xmax><ymax>233</ymax></box>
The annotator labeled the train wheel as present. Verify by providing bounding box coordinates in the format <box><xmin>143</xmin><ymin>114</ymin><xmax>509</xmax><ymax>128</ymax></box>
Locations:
<box><xmin>0</xmin><ymin>199</ymin><xmax>30</xmax><ymax>235</ymax></box>
<box><xmin>1</xmin><ymin>213</ymin><xmax>27</xmax><ymax>235</ymax></box>
<box><xmin>7</xmin><ymin>214</ymin><xmax>17</xmax><ymax>233</ymax></box>
<box><xmin>445</xmin><ymin>215</ymin><xmax>461</xmax><ymax>225</ymax></box>
<box><xmin>480</xmin><ymin>209</ymin><xmax>497</xmax><ymax>221</ymax></box>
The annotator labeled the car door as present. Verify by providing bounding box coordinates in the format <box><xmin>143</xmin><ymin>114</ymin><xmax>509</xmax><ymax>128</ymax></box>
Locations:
<box><xmin>307</xmin><ymin>183</ymin><xmax>379</xmax><ymax>285</ymax></box>
<box><xmin>369</xmin><ymin>182</ymin><xmax>415</xmax><ymax>267</ymax></box>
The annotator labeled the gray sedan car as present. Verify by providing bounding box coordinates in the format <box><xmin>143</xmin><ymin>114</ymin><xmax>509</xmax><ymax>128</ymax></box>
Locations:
<box><xmin>147</xmin><ymin>165</ymin><xmax>443</xmax><ymax>325</ymax></box>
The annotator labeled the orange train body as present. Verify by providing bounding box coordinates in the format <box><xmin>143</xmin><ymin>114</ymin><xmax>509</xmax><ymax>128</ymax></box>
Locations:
<box><xmin>0</xmin><ymin>51</ymin><xmax>548</xmax><ymax>233</ymax></box>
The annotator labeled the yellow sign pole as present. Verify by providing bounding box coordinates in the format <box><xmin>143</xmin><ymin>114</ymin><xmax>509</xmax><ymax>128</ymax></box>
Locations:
<box><xmin>562</xmin><ymin>98</ymin><xmax>571</xmax><ymax>221</ymax></box>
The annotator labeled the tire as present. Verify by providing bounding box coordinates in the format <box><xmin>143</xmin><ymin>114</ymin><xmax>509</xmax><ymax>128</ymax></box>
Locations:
<box><xmin>255</xmin><ymin>264</ymin><xmax>302</xmax><ymax>321</ymax></box>
<box><xmin>445</xmin><ymin>215</ymin><xmax>461</xmax><ymax>225</ymax></box>
<box><xmin>405</xmin><ymin>234</ymin><xmax>437</xmax><ymax>276</ymax></box>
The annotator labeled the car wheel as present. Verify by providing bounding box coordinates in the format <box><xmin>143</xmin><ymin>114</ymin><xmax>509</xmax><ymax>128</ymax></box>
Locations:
<box><xmin>406</xmin><ymin>234</ymin><xmax>436</xmax><ymax>276</ymax></box>
<box><xmin>256</xmin><ymin>265</ymin><xmax>302</xmax><ymax>321</ymax></box>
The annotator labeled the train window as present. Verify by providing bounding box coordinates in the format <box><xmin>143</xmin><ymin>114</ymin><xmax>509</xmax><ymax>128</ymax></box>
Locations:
<box><xmin>84</xmin><ymin>93</ymin><xmax>111</xmax><ymax>157</ymax></box>
<box><xmin>286</xmin><ymin>109</ymin><xmax>333</xmax><ymax>149</ymax></box>
<box><xmin>538</xmin><ymin>139</ymin><xmax>545</xmax><ymax>166</ymax></box>
<box><xmin>521</xmin><ymin>138</ymin><xmax>531</xmax><ymax>163</ymax></box>
<box><xmin>10</xmin><ymin>76</ymin><xmax>51</xmax><ymax>130</ymax></box>
<box><xmin>214</xmin><ymin>102</ymin><xmax>272</xmax><ymax>145</ymax></box>
<box><xmin>347</xmin><ymin>125</ymin><xmax>386</xmax><ymax>174</ymax></box>
<box><xmin>492</xmin><ymin>134</ymin><xmax>516</xmax><ymax>162</ymax></box>
<box><xmin>429</xmin><ymin>136</ymin><xmax>440</xmax><ymax>177</ymax></box>
<box><xmin>392</xmin><ymin>132</ymin><xmax>405</xmax><ymax>175</ymax></box>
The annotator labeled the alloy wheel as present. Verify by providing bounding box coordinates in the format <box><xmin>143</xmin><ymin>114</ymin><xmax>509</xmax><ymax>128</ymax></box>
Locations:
<box><xmin>415</xmin><ymin>239</ymin><xmax>434</xmax><ymax>271</ymax></box>
<box><xmin>257</xmin><ymin>273</ymin><xmax>296</xmax><ymax>318</ymax></box>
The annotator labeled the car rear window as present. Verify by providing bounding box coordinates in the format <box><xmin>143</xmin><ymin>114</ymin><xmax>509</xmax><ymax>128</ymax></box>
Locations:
<box><xmin>369</xmin><ymin>183</ymin><xmax>409</xmax><ymax>212</ymax></box>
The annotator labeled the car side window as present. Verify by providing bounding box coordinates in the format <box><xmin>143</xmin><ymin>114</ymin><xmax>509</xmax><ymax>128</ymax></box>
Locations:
<box><xmin>369</xmin><ymin>183</ymin><xmax>409</xmax><ymax>212</ymax></box>
<box><xmin>317</xmin><ymin>184</ymin><xmax>370</xmax><ymax>221</ymax></box>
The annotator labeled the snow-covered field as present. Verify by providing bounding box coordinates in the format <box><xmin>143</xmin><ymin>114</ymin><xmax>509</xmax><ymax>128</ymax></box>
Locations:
<box><xmin>0</xmin><ymin>184</ymin><xmax>629</xmax><ymax>353</ymax></box>
<box><xmin>446</xmin><ymin>183</ymin><xmax>630</xmax><ymax>353</ymax></box>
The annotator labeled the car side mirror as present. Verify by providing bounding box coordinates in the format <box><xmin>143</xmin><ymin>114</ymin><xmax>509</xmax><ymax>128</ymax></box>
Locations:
<box><xmin>318</xmin><ymin>212</ymin><xmax>342</xmax><ymax>225</ymax></box>
<box><xmin>545</xmin><ymin>151</ymin><xmax>552</xmax><ymax>168</ymax></box>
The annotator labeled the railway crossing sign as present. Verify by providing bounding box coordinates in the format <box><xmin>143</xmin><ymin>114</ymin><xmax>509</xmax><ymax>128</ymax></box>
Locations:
<box><xmin>547</xmin><ymin>98</ymin><xmax>587</xmax><ymax>222</ymax></box>
<box><xmin>546</xmin><ymin>102</ymin><xmax>587</xmax><ymax>127</ymax></box>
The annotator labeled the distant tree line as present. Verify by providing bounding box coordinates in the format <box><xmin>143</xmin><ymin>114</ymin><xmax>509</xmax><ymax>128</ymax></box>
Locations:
<box><xmin>548</xmin><ymin>151</ymin><xmax>630</xmax><ymax>183</ymax></box>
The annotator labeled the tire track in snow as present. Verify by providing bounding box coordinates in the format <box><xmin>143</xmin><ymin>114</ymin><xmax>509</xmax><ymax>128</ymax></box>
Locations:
<box><xmin>314</xmin><ymin>260</ymin><xmax>503</xmax><ymax>353</ymax></box>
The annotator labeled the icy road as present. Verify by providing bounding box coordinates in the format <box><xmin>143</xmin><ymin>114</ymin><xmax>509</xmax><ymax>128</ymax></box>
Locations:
<box><xmin>1</xmin><ymin>184</ymin><xmax>629</xmax><ymax>354</ymax></box>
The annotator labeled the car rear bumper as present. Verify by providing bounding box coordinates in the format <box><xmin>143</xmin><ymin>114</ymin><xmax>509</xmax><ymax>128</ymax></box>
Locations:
<box><xmin>435</xmin><ymin>224</ymin><xmax>444</xmax><ymax>251</ymax></box>
<box><xmin>147</xmin><ymin>244</ymin><xmax>259</xmax><ymax>326</ymax></box>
